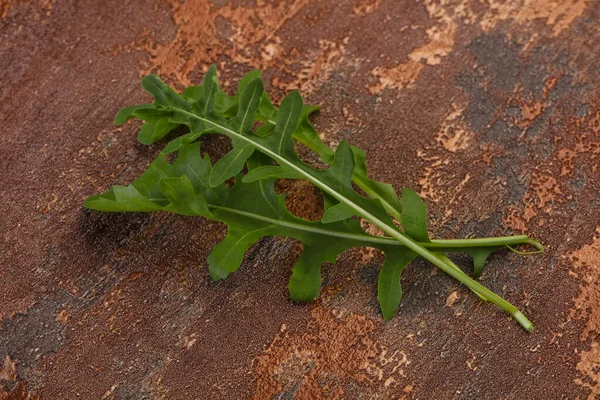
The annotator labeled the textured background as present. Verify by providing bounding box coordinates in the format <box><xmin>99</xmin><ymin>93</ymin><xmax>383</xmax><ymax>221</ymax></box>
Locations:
<box><xmin>1</xmin><ymin>0</ymin><xmax>600</xmax><ymax>399</ymax></box>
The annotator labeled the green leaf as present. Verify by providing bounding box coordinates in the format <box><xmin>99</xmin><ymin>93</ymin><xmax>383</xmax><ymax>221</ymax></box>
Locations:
<box><xmin>133</xmin><ymin>107</ymin><xmax>172</xmax><ymax>123</ymax></box>
<box><xmin>86</xmin><ymin>142</ymin><xmax>224</xmax><ymax>213</ymax></box>
<box><xmin>142</xmin><ymin>75</ymin><xmax>190</xmax><ymax>110</ymax></box>
<box><xmin>181</xmin><ymin>85</ymin><xmax>203</xmax><ymax>101</ymax></box>
<box><xmin>400</xmin><ymin>188</ymin><xmax>430</xmax><ymax>242</ymax></box>
<box><xmin>292</xmin><ymin>105</ymin><xmax>333</xmax><ymax>163</ymax></box>
<box><xmin>321</xmin><ymin>202</ymin><xmax>355</xmax><ymax>223</ymax></box>
<box><xmin>378</xmin><ymin>248</ymin><xmax>417</xmax><ymax>320</ymax></box>
<box><xmin>466</xmin><ymin>247</ymin><xmax>502</xmax><ymax>277</ymax></box>
<box><xmin>238</xmin><ymin>69</ymin><xmax>263</xmax><ymax>94</ymax></box>
<box><xmin>198</xmin><ymin>65</ymin><xmax>218</xmax><ymax>117</ymax></box>
<box><xmin>229</xmin><ymin>78</ymin><xmax>264</xmax><ymax>134</ymax></box>
<box><xmin>85</xmin><ymin>185</ymin><xmax>163</xmax><ymax>212</ymax></box>
<box><xmin>137</xmin><ymin>120</ymin><xmax>179</xmax><ymax>145</ymax></box>
<box><xmin>351</xmin><ymin>146</ymin><xmax>403</xmax><ymax>221</ymax></box>
<box><xmin>114</xmin><ymin>104</ymin><xmax>154</xmax><ymax>125</ymax></box>
<box><xmin>289</xmin><ymin>242</ymin><xmax>344</xmax><ymax>302</ymax></box>
<box><xmin>209</xmin><ymin>143</ymin><xmax>255</xmax><ymax>187</ymax></box>
<box><xmin>242</xmin><ymin>166</ymin><xmax>303</xmax><ymax>183</ymax></box>
<box><xmin>207</xmin><ymin>227</ymin><xmax>269</xmax><ymax>280</ymax></box>
<box><xmin>116</xmin><ymin>74</ymin><xmax>535</xmax><ymax>329</ymax></box>
<box><xmin>87</xmin><ymin>145</ymin><xmax>402</xmax><ymax>298</ymax></box>
<box><xmin>90</xmin><ymin>69</ymin><xmax>543</xmax><ymax>331</ymax></box>
<box><xmin>160</xmin><ymin>176</ymin><xmax>211</xmax><ymax>216</ymax></box>
<box><xmin>161</xmin><ymin>128</ymin><xmax>211</xmax><ymax>155</ymax></box>
<box><xmin>207</xmin><ymin>79</ymin><xmax>265</xmax><ymax>187</ymax></box>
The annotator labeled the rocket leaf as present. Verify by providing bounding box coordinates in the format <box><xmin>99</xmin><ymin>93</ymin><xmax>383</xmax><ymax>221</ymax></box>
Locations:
<box><xmin>87</xmin><ymin>67</ymin><xmax>544</xmax><ymax>330</ymax></box>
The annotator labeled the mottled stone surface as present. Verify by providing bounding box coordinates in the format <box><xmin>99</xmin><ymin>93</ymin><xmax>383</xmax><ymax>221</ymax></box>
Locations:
<box><xmin>1</xmin><ymin>0</ymin><xmax>599</xmax><ymax>398</ymax></box>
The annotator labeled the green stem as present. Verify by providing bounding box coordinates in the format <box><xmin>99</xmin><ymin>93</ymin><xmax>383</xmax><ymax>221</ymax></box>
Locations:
<box><xmin>183</xmin><ymin>110</ymin><xmax>534</xmax><ymax>331</ymax></box>
<box><xmin>435</xmin><ymin>254</ymin><xmax>487</xmax><ymax>301</ymax></box>
<box><xmin>372</xmin><ymin>220</ymin><xmax>534</xmax><ymax>331</ymax></box>
<box><xmin>430</xmin><ymin>236</ymin><xmax>543</xmax><ymax>251</ymax></box>
<box><xmin>352</xmin><ymin>173</ymin><xmax>403</xmax><ymax>221</ymax></box>
<box><xmin>207</xmin><ymin>204</ymin><xmax>540</xmax><ymax>254</ymax></box>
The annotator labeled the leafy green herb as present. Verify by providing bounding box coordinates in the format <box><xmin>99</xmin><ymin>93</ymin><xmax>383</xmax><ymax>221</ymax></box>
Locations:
<box><xmin>86</xmin><ymin>67</ymin><xmax>543</xmax><ymax>331</ymax></box>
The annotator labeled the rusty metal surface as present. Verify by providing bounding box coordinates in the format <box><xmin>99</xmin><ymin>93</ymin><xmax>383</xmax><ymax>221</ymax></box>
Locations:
<box><xmin>1</xmin><ymin>0</ymin><xmax>599</xmax><ymax>398</ymax></box>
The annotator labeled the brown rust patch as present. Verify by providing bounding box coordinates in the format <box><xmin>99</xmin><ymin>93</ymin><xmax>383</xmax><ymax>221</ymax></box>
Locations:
<box><xmin>521</xmin><ymin>171</ymin><xmax>563</xmax><ymax>223</ymax></box>
<box><xmin>368</xmin><ymin>0</ymin><xmax>461</xmax><ymax>94</ymax></box>
<box><xmin>569</xmin><ymin>229</ymin><xmax>600</xmax><ymax>398</ymax></box>
<box><xmin>480</xmin><ymin>0</ymin><xmax>591</xmax><ymax>36</ymax></box>
<box><xmin>0</xmin><ymin>0</ymin><xmax>16</xmax><ymax>18</ymax></box>
<box><xmin>557</xmin><ymin>135</ymin><xmax>600</xmax><ymax>177</ymax></box>
<box><xmin>272</xmin><ymin>38</ymin><xmax>349</xmax><ymax>95</ymax></box>
<box><xmin>433</xmin><ymin>103</ymin><xmax>472</xmax><ymax>153</ymax></box>
<box><xmin>138</xmin><ymin>0</ymin><xmax>310</xmax><ymax>85</ymax></box>
<box><xmin>0</xmin><ymin>380</ymin><xmax>39</xmax><ymax>400</ymax></box>
<box><xmin>0</xmin><ymin>356</ymin><xmax>17</xmax><ymax>382</ymax></box>
<box><xmin>352</xmin><ymin>0</ymin><xmax>383</xmax><ymax>16</ymax></box>
<box><xmin>569</xmin><ymin>229</ymin><xmax>600</xmax><ymax>341</ymax></box>
<box><xmin>252</xmin><ymin>307</ymin><xmax>410</xmax><ymax>399</ymax></box>
<box><xmin>576</xmin><ymin>342</ymin><xmax>600</xmax><ymax>400</ymax></box>
<box><xmin>0</xmin><ymin>0</ymin><xmax>55</xmax><ymax>19</ymax></box>
<box><xmin>369</xmin><ymin>0</ymin><xmax>591</xmax><ymax>95</ymax></box>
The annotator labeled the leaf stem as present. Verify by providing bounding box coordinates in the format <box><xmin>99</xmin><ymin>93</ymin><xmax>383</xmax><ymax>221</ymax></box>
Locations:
<box><xmin>352</xmin><ymin>173</ymin><xmax>402</xmax><ymax>220</ymax></box>
<box><xmin>207</xmin><ymin>203</ymin><xmax>540</xmax><ymax>253</ymax></box>
<box><xmin>429</xmin><ymin>236</ymin><xmax>544</xmax><ymax>251</ymax></box>
<box><xmin>385</xmin><ymin>229</ymin><xmax>534</xmax><ymax>332</ymax></box>
<box><xmin>178</xmin><ymin>109</ymin><xmax>534</xmax><ymax>331</ymax></box>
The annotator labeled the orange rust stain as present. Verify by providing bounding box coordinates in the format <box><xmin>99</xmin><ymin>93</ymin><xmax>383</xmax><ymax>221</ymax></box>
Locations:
<box><xmin>369</xmin><ymin>61</ymin><xmax>424</xmax><ymax>94</ymax></box>
<box><xmin>368</xmin><ymin>0</ymin><xmax>464</xmax><ymax>94</ymax></box>
<box><xmin>417</xmin><ymin>151</ymin><xmax>445</xmax><ymax>203</ymax></box>
<box><xmin>568</xmin><ymin>229</ymin><xmax>600</xmax><ymax>399</ymax></box>
<box><xmin>251</xmin><ymin>307</ymin><xmax>410</xmax><ymax>399</ymax></box>
<box><xmin>480</xmin><ymin>0</ymin><xmax>591</xmax><ymax>37</ymax></box>
<box><xmin>512</xmin><ymin>76</ymin><xmax>560</xmax><ymax>129</ymax></box>
<box><xmin>478</xmin><ymin>142</ymin><xmax>505</xmax><ymax>166</ymax></box>
<box><xmin>520</xmin><ymin>171</ymin><xmax>563</xmax><ymax>223</ymax></box>
<box><xmin>0</xmin><ymin>355</ymin><xmax>17</xmax><ymax>382</ymax></box>
<box><xmin>590</xmin><ymin>111</ymin><xmax>600</xmax><ymax>135</ymax></box>
<box><xmin>55</xmin><ymin>309</ymin><xmax>70</xmax><ymax>325</ymax></box>
<box><xmin>139</xmin><ymin>0</ymin><xmax>310</xmax><ymax>86</ymax></box>
<box><xmin>542</xmin><ymin>75</ymin><xmax>560</xmax><ymax>99</ymax></box>
<box><xmin>408</xmin><ymin>25</ymin><xmax>456</xmax><ymax>66</ymax></box>
<box><xmin>558</xmin><ymin>148</ymin><xmax>577</xmax><ymax>177</ymax></box>
<box><xmin>369</xmin><ymin>0</ymin><xmax>589</xmax><ymax>95</ymax></box>
<box><xmin>0</xmin><ymin>381</ymin><xmax>39</xmax><ymax>400</ymax></box>
<box><xmin>270</xmin><ymin>38</ymin><xmax>348</xmax><ymax>95</ymax></box>
<box><xmin>342</xmin><ymin>104</ymin><xmax>362</xmax><ymax>127</ymax></box>
<box><xmin>352</xmin><ymin>0</ymin><xmax>383</xmax><ymax>15</ymax></box>
<box><xmin>557</xmin><ymin>135</ymin><xmax>600</xmax><ymax>177</ymax></box>
<box><xmin>416</xmin><ymin>141</ymin><xmax>472</xmax><ymax>225</ymax></box>
<box><xmin>515</xmin><ymin>101</ymin><xmax>543</xmax><ymax>129</ymax></box>
<box><xmin>502</xmin><ymin>209</ymin><xmax>529</xmax><ymax>232</ymax></box>
<box><xmin>569</xmin><ymin>229</ymin><xmax>600</xmax><ymax>341</ymax></box>
<box><xmin>575</xmin><ymin>342</ymin><xmax>600</xmax><ymax>400</ymax></box>
<box><xmin>504</xmin><ymin>165</ymin><xmax>566</xmax><ymax>231</ymax></box>
<box><xmin>434</xmin><ymin>104</ymin><xmax>471</xmax><ymax>153</ymax></box>
<box><xmin>0</xmin><ymin>0</ymin><xmax>55</xmax><ymax>18</ymax></box>
<box><xmin>0</xmin><ymin>0</ymin><xmax>16</xmax><ymax>18</ymax></box>
<box><xmin>445</xmin><ymin>291</ymin><xmax>459</xmax><ymax>307</ymax></box>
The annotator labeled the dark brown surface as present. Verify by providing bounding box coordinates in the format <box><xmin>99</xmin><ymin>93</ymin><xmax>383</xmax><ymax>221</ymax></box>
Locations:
<box><xmin>1</xmin><ymin>0</ymin><xmax>600</xmax><ymax>399</ymax></box>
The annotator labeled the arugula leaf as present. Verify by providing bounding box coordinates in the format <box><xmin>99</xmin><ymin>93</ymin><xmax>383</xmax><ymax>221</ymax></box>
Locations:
<box><xmin>351</xmin><ymin>146</ymin><xmax>403</xmax><ymax>221</ymax></box>
<box><xmin>400</xmin><ymin>188</ymin><xmax>430</xmax><ymax>243</ymax></box>
<box><xmin>88</xmin><ymin>68</ymin><xmax>545</xmax><ymax>330</ymax></box>
<box><xmin>466</xmin><ymin>247</ymin><xmax>502</xmax><ymax>277</ymax></box>
<box><xmin>378</xmin><ymin>249</ymin><xmax>417</xmax><ymax>320</ymax></box>
<box><xmin>88</xmin><ymin>144</ymin><xmax>411</xmax><ymax>309</ymax></box>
